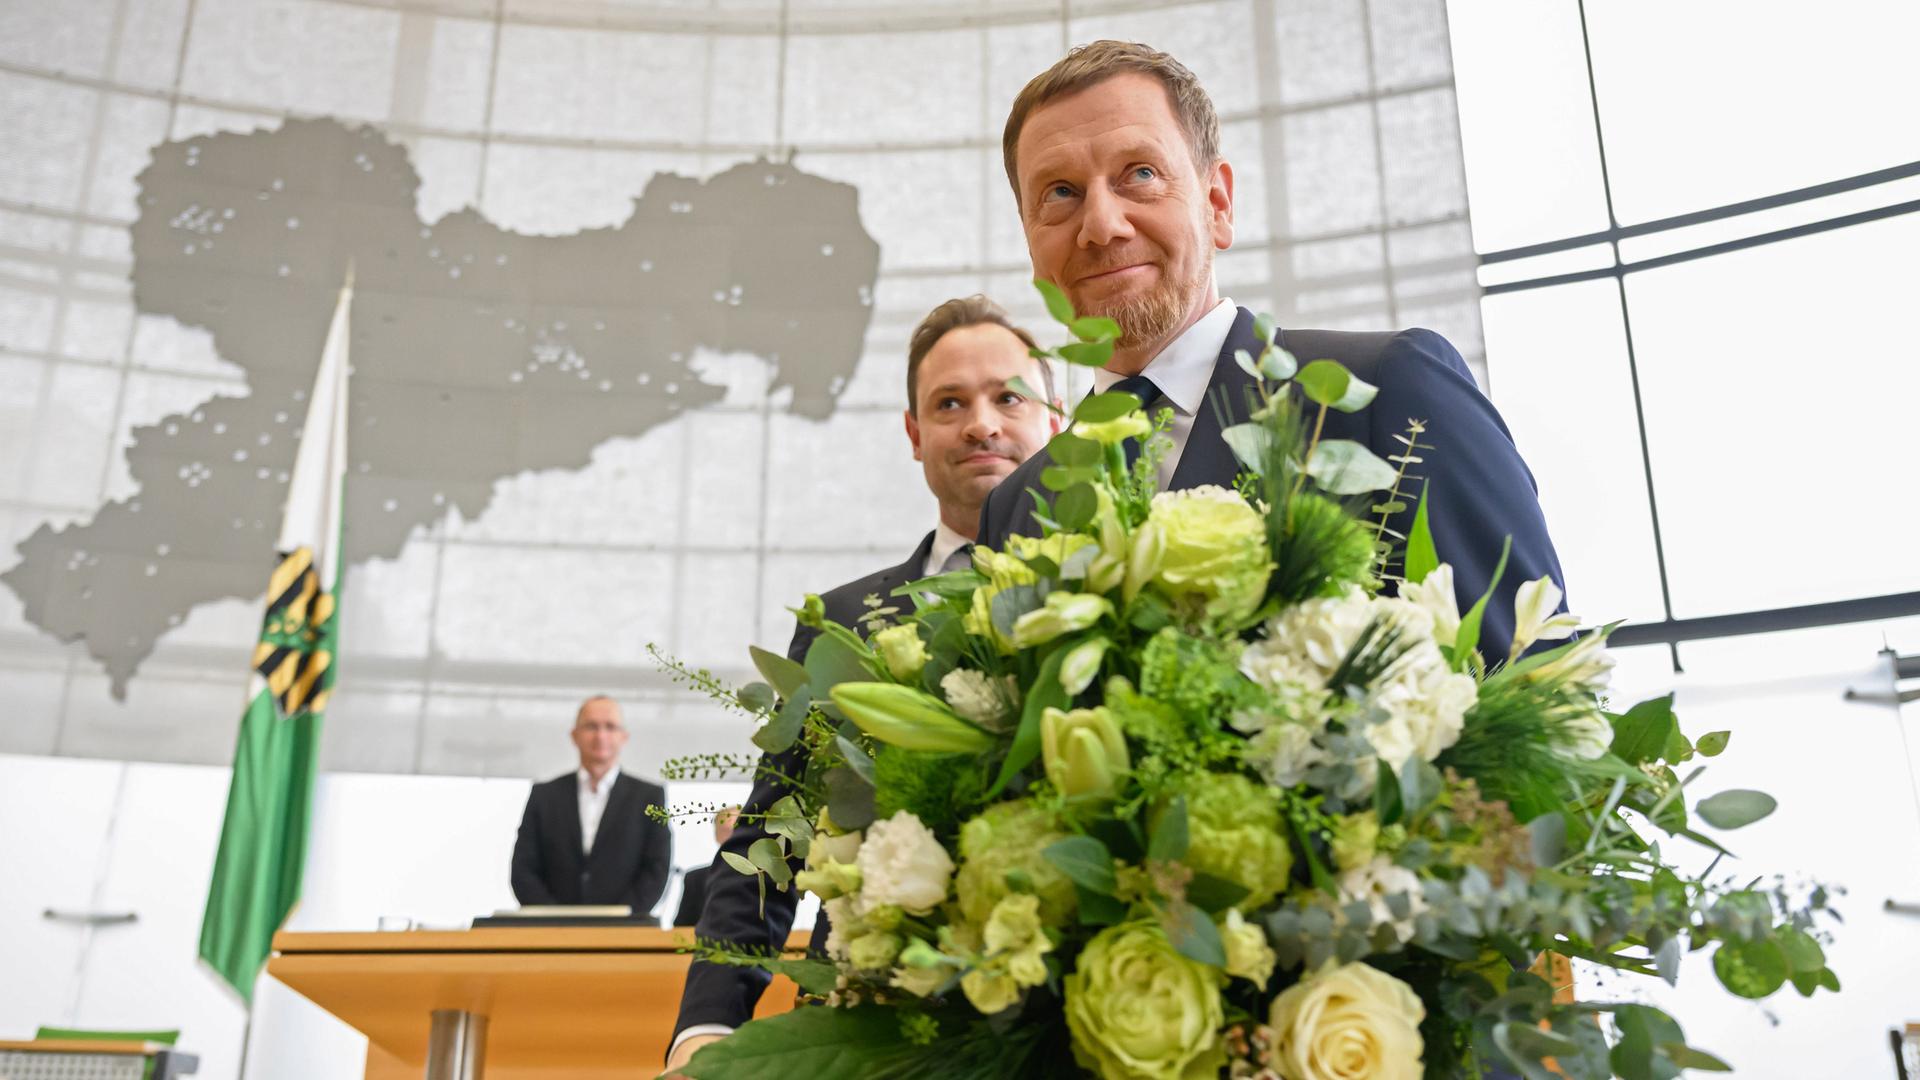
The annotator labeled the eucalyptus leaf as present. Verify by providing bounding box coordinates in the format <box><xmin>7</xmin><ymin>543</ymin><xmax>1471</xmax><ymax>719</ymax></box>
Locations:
<box><xmin>1306</xmin><ymin>439</ymin><xmax>1398</xmax><ymax>494</ymax></box>
<box><xmin>1056</xmin><ymin>482</ymin><xmax>1098</xmax><ymax>531</ymax></box>
<box><xmin>750</xmin><ymin>645</ymin><xmax>810</xmax><ymax>700</ymax></box>
<box><xmin>752</xmin><ymin>685</ymin><xmax>812</xmax><ymax>753</ymax></box>
<box><xmin>1696</xmin><ymin>730</ymin><xmax>1731</xmax><ymax>756</ymax></box>
<box><xmin>736</xmin><ymin>681</ymin><xmax>776</xmax><ymax>713</ymax></box>
<box><xmin>1697</xmin><ymin>789</ymin><xmax>1777</xmax><ymax>830</ymax></box>
<box><xmin>1260</xmin><ymin>345</ymin><xmax>1299</xmax><ymax>381</ymax></box>
<box><xmin>1712</xmin><ymin>937</ymin><xmax>1788</xmax><ymax>998</ymax></box>
<box><xmin>1148</xmin><ymin>795</ymin><xmax>1190</xmax><ymax>862</ymax></box>
<box><xmin>1041</xmin><ymin>464</ymin><xmax>1100</xmax><ymax>492</ymax></box>
<box><xmin>1044</xmin><ymin>835</ymin><xmax>1118</xmax><ymax>895</ymax></box>
<box><xmin>1161</xmin><ymin>900</ymin><xmax>1227</xmax><ymax>968</ymax></box>
<box><xmin>747</xmin><ymin>836</ymin><xmax>792</xmax><ymax>886</ymax></box>
<box><xmin>1185</xmin><ymin>872</ymin><xmax>1250</xmax><ymax>914</ymax></box>
<box><xmin>1049</xmin><ymin>432</ymin><xmax>1104</xmax><ymax>468</ymax></box>
<box><xmin>1663</xmin><ymin>1045</ymin><xmax>1732</xmax><ymax>1072</ymax></box>
<box><xmin>1035</xmin><ymin>278</ymin><xmax>1075</xmax><ymax>326</ymax></box>
<box><xmin>1775</xmin><ymin>928</ymin><xmax>1825</xmax><ymax>974</ymax></box>
<box><xmin>824</xmin><ymin>765</ymin><xmax>875</xmax><ymax>830</ymax></box>
<box><xmin>1609</xmin><ymin>694</ymin><xmax>1678</xmax><ymax>766</ymax></box>
<box><xmin>1061</xmin><ymin>341</ymin><xmax>1113</xmax><ymax>368</ymax></box>
<box><xmin>720</xmin><ymin>851</ymin><xmax>759</xmax><ymax>878</ymax></box>
<box><xmin>1220</xmin><ymin>422</ymin><xmax>1273</xmax><ymax>474</ymax></box>
<box><xmin>1528</xmin><ymin>812</ymin><xmax>1567</xmax><ymax>867</ymax></box>
<box><xmin>1296</xmin><ymin>360</ymin><xmax>1379</xmax><ymax>411</ymax></box>
<box><xmin>1234</xmin><ymin>348</ymin><xmax>1261</xmax><ymax>379</ymax></box>
<box><xmin>1253</xmin><ymin>312</ymin><xmax>1276</xmax><ymax>346</ymax></box>
<box><xmin>1076</xmin><ymin>391</ymin><xmax>1145</xmax><ymax>423</ymax></box>
<box><xmin>1006</xmin><ymin>374</ymin><xmax>1053</xmax><ymax>409</ymax></box>
<box><xmin>1071</xmin><ymin>315</ymin><xmax>1120</xmax><ymax>343</ymax></box>
<box><xmin>835</xmin><ymin>733</ymin><xmax>876</xmax><ymax>785</ymax></box>
<box><xmin>804</xmin><ymin>632</ymin><xmax>875</xmax><ymax>702</ymax></box>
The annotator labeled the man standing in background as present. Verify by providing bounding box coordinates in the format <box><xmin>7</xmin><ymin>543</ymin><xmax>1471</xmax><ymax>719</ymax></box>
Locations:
<box><xmin>666</xmin><ymin>295</ymin><xmax>1062</xmax><ymax>1071</ymax></box>
<box><xmin>510</xmin><ymin>695</ymin><xmax>672</xmax><ymax>917</ymax></box>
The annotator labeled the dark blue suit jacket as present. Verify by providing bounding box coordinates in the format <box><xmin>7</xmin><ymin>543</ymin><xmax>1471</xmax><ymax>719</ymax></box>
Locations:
<box><xmin>672</xmin><ymin>531</ymin><xmax>936</xmax><ymax>1043</ymax></box>
<box><xmin>976</xmin><ymin>309</ymin><xmax>1564</xmax><ymax>659</ymax></box>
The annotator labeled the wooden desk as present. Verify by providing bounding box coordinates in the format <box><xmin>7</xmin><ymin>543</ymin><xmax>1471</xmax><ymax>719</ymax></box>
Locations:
<box><xmin>0</xmin><ymin>1039</ymin><xmax>198</xmax><ymax>1079</ymax></box>
<box><xmin>267</xmin><ymin>927</ymin><xmax>805</xmax><ymax>1079</ymax></box>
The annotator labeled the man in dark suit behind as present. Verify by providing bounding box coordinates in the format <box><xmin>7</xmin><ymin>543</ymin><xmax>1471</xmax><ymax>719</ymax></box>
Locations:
<box><xmin>665</xmin><ymin>296</ymin><xmax>1063</xmax><ymax>1071</ymax></box>
<box><xmin>672</xmin><ymin>806</ymin><xmax>740</xmax><ymax>928</ymax></box>
<box><xmin>510</xmin><ymin>695</ymin><xmax>672</xmax><ymax>917</ymax></box>
<box><xmin>977</xmin><ymin>41</ymin><xmax>1564</xmax><ymax>660</ymax></box>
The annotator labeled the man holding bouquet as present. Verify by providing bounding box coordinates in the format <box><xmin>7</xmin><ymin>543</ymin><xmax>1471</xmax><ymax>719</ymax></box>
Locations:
<box><xmin>979</xmin><ymin>40</ymin><xmax>1563</xmax><ymax>654</ymax></box>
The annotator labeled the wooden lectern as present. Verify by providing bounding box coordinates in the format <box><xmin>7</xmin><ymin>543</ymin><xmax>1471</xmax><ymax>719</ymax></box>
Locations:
<box><xmin>267</xmin><ymin>926</ymin><xmax>804</xmax><ymax>1079</ymax></box>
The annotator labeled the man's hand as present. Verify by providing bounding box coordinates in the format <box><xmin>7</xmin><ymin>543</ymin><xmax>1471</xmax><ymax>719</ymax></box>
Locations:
<box><xmin>661</xmin><ymin>1033</ymin><xmax>725</xmax><ymax>1077</ymax></box>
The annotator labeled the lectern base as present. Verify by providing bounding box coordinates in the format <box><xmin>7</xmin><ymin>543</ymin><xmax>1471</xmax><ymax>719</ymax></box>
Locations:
<box><xmin>427</xmin><ymin>1010</ymin><xmax>487</xmax><ymax>1080</ymax></box>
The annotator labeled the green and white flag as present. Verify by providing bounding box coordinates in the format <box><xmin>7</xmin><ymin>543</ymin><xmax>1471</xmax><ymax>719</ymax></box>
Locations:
<box><xmin>199</xmin><ymin>268</ymin><xmax>353</xmax><ymax>1001</ymax></box>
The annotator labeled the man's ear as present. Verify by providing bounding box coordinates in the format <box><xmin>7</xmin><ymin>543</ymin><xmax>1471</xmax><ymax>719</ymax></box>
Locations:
<box><xmin>1049</xmin><ymin>399</ymin><xmax>1065</xmax><ymax>434</ymax></box>
<box><xmin>1207</xmin><ymin>159</ymin><xmax>1235</xmax><ymax>251</ymax></box>
<box><xmin>905</xmin><ymin>408</ymin><xmax>924</xmax><ymax>461</ymax></box>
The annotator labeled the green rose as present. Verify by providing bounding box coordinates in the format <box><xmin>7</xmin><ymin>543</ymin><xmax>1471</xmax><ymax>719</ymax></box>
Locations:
<box><xmin>963</xmin><ymin>549</ymin><xmax>1038</xmax><ymax>654</ymax></box>
<box><xmin>1073</xmin><ymin>409</ymin><xmax>1152</xmax><ymax>446</ymax></box>
<box><xmin>1329</xmin><ymin>810</ymin><xmax>1381</xmax><ymax>873</ymax></box>
<box><xmin>1041</xmin><ymin>706</ymin><xmax>1130</xmax><ymax>800</ymax></box>
<box><xmin>1180</xmin><ymin>772</ymin><xmax>1294</xmax><ymax>909</ymax></box>
<box><xmin>1007</xmin><ymin>531</ymin><xmax>1097</xmax><ymax>568</ymax></box>
<box><xmin>1146</xmin><ymin>485</ymin><xmax>1274</xmax><ymax>626</ymax></box>
<box><xmin>1013</xmin><ymin>590</ymin><xmax>1115</xmax><ymax>649</ymax></box>
<box><xmin>1064</xmin><ymin>922</ymin><xmax>1227</xmax><ymax>1080</ymax></box>
<box><xmin>873</xmin><ymin>624</ymin><xmax>930</xmax><ymax>681</ymax></box>
<box><xmin>956</xmin><ymin>800</ymin><xmax>1077</xmax><ymax>925</ymax></box>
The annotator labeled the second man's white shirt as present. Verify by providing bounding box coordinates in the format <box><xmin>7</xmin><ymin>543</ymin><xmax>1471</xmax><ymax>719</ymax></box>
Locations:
<box><xmin>577</xmin><ymin>764</ymin><xmax>620</xmax><ymax>856</ymax></box>
<box><xmin>925</xmin><ymin>520</ymin><xmax>972</xmax><ymax>578</ymax></box>
<box><xmin>1089</xmin><ymin>297</ymin><xmax>1237</xmax><ymax>490</ymax></box>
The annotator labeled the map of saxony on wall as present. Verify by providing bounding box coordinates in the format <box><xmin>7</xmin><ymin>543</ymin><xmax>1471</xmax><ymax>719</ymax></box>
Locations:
<box><xmin>3</xmin><ymin>119</ymin><xmax>881</xmax><ymax>698</ymax></box>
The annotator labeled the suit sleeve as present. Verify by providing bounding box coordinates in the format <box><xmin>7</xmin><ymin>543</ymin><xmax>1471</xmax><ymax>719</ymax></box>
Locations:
<box><xmin>510</xmin><ymin>789</ymin><xmax>556</xmax><ymax>905</ymax></box>
<box><xmin>628</xmin><ymin>782</ymin><xmax>673</xmax><ymax>917</ymax></box>
<box><xmin>673</xmin><ymin>619</ymin><xmax>815</xmax><ymax>1038</ymax></box>
<box><xmin>1369</xmin><ymin>329</ymin><xmax>1566</xmax><ymax>661</ymax></box>
<box><xmin>672</xmin><ymin>867</ymin><xmax>705</xmax><ymax>928</ymax></box>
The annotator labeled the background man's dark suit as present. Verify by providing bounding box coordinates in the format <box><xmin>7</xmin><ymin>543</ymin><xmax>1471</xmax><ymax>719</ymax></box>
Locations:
<box><xmin>672</xmin><ymin>530</ymin><xmax>936</xmax><ymax>1039</ymax></box>
<box><xmin>510</xmin><ymin>771</ymin><xmax>672</xmax><ymax>916</ymax></box>
<box><xmin>673</xmin><ymin>864</ymin><xmax>715</xmax><ymax>927</ymax></box>
<box><xmin>979</xmin><ymin>309</ymin><xmax>1563</xmax><ymax>658</ymax></box>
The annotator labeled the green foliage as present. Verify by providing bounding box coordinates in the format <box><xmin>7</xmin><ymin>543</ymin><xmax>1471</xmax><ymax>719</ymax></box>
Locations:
<box><xmin>1438</xmin><ymin>676</ymin><xmax>1606</xmax><ymax>823</ymax></box>
<box><xmin>871</xmin><ymin>746</ymin><xmax>990</xmax><ymax>835</ymax></box>
<box><xmin>1269</xmin><ymin>491</ymin><xmax>1379</xmax><ymax>605</ymax></box>
<box><xmin>1138</xmin><ymin>627</ymin><xmax>1260</xmax><ymax>726</ymax></box>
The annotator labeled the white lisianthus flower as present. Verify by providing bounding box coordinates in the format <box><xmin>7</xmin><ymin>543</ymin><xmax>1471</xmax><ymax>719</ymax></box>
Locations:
<box><xmin>807</xmin><ymin>822</ymin><xmax>865</xmax><ymax>869</ymax></box>
<box><xmin>1220</xmin><ymin>909</ymin><xmax>1277</xmax><ymax>988</ymax></box>
<box><xmin>1245</xmin><ymin>721</ymin><xmax>1329</xmax><ymax>787</ymax></box>
<box><xmin>822</xmin><ymin>895</ymin><xmax>860</xmax><ymax>962</ymax></box>
<box><xmin>872</xmin><ymin>624</ymin><xmax>929</xmax><ymax>681</ymax></box>
<box><xmin>1270</xmin><ymin>962</ymin><xmax>1425</xmax><ymax>1080</ymax></box>
<box><xmin>1510</xmin><ymin>576</ymin><xmax>1581</xmax><ymax>658</ymax></box>
<box><xmin>854</xmin><ymin>811</ymin><xmax>955</xmax><ymax>917</ymax></box>
<box><xmin>940</xmin><ymin>667</ymin><xmax>1017</xmax><ymax>730</ymax></box>
<box><xmin>1337</xmin><ymin>856</ymin><xmax>1428</xmax><ymax>944</ymax></box>
<box><xmin>1397</xmin><ymin>564</ymin><xmax>1460</xmax><ymax>649</ymax></box>
<box><xmin>1555</xmin><ymin>709</ymin><xmax>1614</xmax><ymax>760</ymax></box>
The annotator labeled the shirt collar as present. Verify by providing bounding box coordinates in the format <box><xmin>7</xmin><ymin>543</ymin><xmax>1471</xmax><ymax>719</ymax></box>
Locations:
<box><xmin>1091</xmin><ymin>298</ymin><xmax>1237</xmax><ymax>415</ymax></box>
<box><xmin>926</xmin><ymin>521</ymin><xmax>972</xmax><ymax>577</ymax></box>
<box><xmin>578</xmin><ymin>764</ymin><xmax>620</xmax><ymax>795</ymax></box>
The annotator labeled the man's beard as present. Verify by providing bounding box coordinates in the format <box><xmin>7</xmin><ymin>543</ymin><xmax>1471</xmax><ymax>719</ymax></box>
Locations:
<box><xmin>1072</xmin><ymin>249</ymin><xmax>1210</xmax><ymax>351</ymax></box>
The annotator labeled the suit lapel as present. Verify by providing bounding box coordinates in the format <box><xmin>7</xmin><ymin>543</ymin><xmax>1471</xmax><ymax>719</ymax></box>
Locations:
<box><xmin>884</xmin><ymin>531</ymin><xmax>938</xmax><ymax>593</ymax></box>
<box><xmin>1168</xmin><ymin>307</ymin><xmax>1261</xmax><ymax>491</ymax></box>
<box><xmin>560</xmin><ymin>774</ymin><xmax>585</xmax><ymax>860</ymax></box>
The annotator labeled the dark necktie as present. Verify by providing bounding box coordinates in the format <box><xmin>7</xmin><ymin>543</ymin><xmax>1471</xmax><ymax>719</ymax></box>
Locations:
<box><xmin>1107</xmin><ymin>374</ymin><xmax>1162</xmax><ymax>469</ymax></box>
<box><xmin>940</xmin><ymin>543</ymin><xmax>975</xmax><ymax>574</ymax></box>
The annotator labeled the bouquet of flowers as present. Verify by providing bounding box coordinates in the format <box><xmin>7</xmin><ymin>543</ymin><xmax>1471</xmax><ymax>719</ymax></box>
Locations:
<box><xmin>666</xmin><ymin>286</ymin><xmax>1838</xmax><ymax>1079</ymax></box>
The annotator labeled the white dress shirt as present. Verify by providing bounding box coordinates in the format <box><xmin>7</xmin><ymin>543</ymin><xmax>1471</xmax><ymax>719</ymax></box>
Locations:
<box><xmin>577</xmin><ymin>764</ymin><xmax>620</xmax><ymax>856</ymax></box>
<box><xmin>1090</xmin><ymin>297</ymin><xmax>1238</xmax><ymax>490</ymax></box>
<box><xmin>924</xmin><ymin>520</ymin><xmax>973</xmax><ymax>577</ymax></box>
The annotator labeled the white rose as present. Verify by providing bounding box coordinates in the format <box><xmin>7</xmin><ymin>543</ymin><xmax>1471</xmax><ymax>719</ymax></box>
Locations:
<box><xmin>1245</xmin><ymin>722</ymin><xmax>1330</xmax><ymax>787</ymax></box>
<box><xmin>1397</xmin><ymin>565</ymin><xmax>1460</xmax><ymax>649</ymax></box>
<box><xmin>854</xmin><ymin>811</ymin><xmax>955</xmax><ymax>917</ymax></box>
<box><xmin>1337</xmin><ymin>856</ymin><xmax>1428</xmax><ymax>945</ymax></box>
<box><xmin>1270</xmin><ymin>961</ymin><xmax>1426</xmax><ymax>1080</ymax></box>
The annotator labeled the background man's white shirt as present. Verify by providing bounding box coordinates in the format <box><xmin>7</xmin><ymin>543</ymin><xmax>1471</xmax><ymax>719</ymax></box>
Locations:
<box><xmin>577</xmin><ymin>764</ymin><xmax>620</xmax><ymax>856</ymax></box>
<box><xmin>1089</xmin><ymin>297</ymin><xmax>1237</xmax><ymax>489</ymax></box>
<box><xmin>925</xmin><ymin>520</ymin><xmax>972</xmax><ymax>577</ymax></box>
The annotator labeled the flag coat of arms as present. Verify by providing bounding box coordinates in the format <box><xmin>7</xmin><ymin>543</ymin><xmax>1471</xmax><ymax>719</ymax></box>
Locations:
<box><xmin>199</xmin><ymin>270</ymin><xmax>352</xmax><ymax>1001</ymax></box>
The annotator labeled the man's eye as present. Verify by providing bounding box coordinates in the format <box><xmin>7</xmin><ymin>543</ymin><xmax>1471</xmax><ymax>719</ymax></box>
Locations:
<box><xmin>1042</xmin><ymin>183</ymin><xmax>1076</xmax><ymax>202</ymax></box>
<box><xmin>936</xmin><ymin>397</ymin><xmax>962</xmax><ymax>410</ymax></box>
<box><xmin>1000</xmin><ymin>392</ymin><xmax>1024</xmax><ymax>406</ymax></box>
<box><xmin>1130</xmin><ymin>166</ymin><xmax>1156</xmax><ymax>182</ymax></box>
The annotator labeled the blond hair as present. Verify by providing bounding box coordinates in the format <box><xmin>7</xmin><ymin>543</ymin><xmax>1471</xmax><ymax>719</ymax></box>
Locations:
<box><xmin>1002</xmin><ymin>40</ymin><xmax>1222</xmax><ymax>209</ymax></box>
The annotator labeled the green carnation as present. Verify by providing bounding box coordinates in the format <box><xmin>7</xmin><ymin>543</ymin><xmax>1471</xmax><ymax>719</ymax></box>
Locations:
<box><xmin>1146</xmin><ymin>485</ymin><xmax>1274</xmax><ymax>626</ymax></box>
<box><xmin>1179</xmin><ymin>772</ymin><xmax>1294</xmax><ymax>909</ymax></box>
<box><xmin>1064</xmin><ymin>922</ymin><xmax>1227</xmax><ymax>1080</ymax></box>
<box><xmin>955</xmin><ymin>799</ymin><xmax>1076</xmax><ymax>925</ymax></box>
